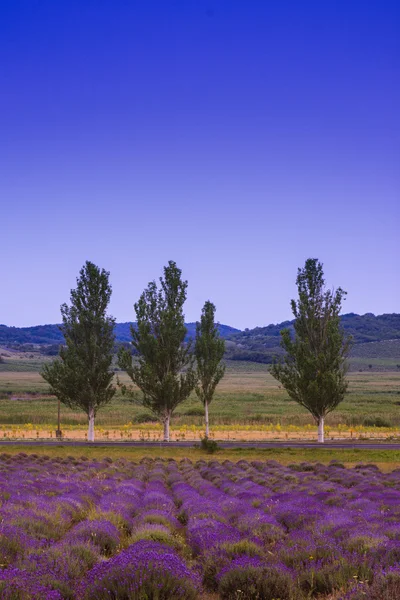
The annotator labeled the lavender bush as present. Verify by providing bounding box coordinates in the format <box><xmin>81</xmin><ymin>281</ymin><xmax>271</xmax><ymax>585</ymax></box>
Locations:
<box><xmin>2</xmin><ymin>455</ymin><xmax>400</xmax><ymax>598</ymax></box>
<box><xmin>64</xmin><ymin>519</ymin><xmax>120</xmax><ymax>555</ymax></box>
<box><xmin>79</xmin><ymin>540</ymin><xmax>200</xmax><ymax>599</ymax></box>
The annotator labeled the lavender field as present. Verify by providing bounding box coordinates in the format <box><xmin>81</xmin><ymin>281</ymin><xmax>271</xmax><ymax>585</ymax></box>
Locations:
<box><xmin>1</xmin><ymin>455</ymin><xmax>400</xmax><ymax>599</ymax></box>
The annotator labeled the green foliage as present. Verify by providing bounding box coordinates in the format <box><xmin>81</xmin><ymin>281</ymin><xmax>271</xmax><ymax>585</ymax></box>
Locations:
<box><xmin>195</xmin><ymin>301</ymin><xmax>226</xmax><ymax>406</ymax></box>
<box><xmin>143</xmin><ymin>514</ymin><xmax>173</xmax><ymax>528</ymax></box>
<box><xmin>183</xmin><ymin>407</ymin><xmax>205</xmax><ymax>417</ymax></box>
<box><xmin>0</xmin><ymin>532</ymin><xmax>25</xmax><ymax>567</ymax></box>
<box><xmin>299</xmin><ymin>561</ymin><xmax>374</xmax><ymax>596</ymax></box>
<box><xmin>200</xmin><ymin>437</ymin><xmax>220</xmax><ymax>453</ymax></box>
<box><xmin>364</xmin><ymin>416</ymin><xmax>391</xmax><ymax>428</ymax></box>
<box><xmin>177</xmin><ymin>509</ymin><xmax>189</xmax><ymax>525</ymax></box>
<box><xmin>218</xmin><ymin>565</ymin><xmax>297</xmax><ymax>600</ymax></box>
<box><xmin>195</xmin><ymin>301</ymin><xmax>225</xmax><ymax>436</ymax></box>
<box><xmin>130</xmin><ymin>527</ymin><xmax>185</xmax><ymax>553</ymax></box>
<box><xmin>225</xmin><ymin>349</ymin><xmax>276</xmax><ymax>363</ymax></box>
<box><xmin>270</xmin><ymin>259</ymin><xmax>351</xmax><ymax>423</ymax></box>
<box><xmin>83</xmin><ymin>568</ymin><xmax>198</xmax><ymax>600</ymax></box>
<box><xmin>41</xmin><ymin>262</ymin><xmax>116</xmax><ymax>438</ymax></box>
<box><xmin>118</xmin><ymin>261</ymin><xmax>197</xmax><ymax>440</ymax></box>
<box><xmin>221</xmin><ymin>540</ymin><xmax>263</xmax><ymax>558</ymax></box>
<box><xmin>350</xmin><ymin>574</ymin><xmax>400</xmax><ymax>599</ymax></box>
<box><xmin>36</xmin><ymin>543</ymin><xmax>98</xmax><ymax>581</ymax></box>
<box><xmin>133</xmin><ymin>412</ymin><xmax>159</xmax><ymax>424</ymax></box>
<box><xmin>2</xmin><ymin>312</ymin><xmax>400</xmax><ymax>369</ymax></box>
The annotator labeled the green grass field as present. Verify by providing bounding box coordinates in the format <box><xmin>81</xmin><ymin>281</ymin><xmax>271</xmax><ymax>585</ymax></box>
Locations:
<box><xmin>2</xmin><ymin>444</ymin><xmax>400</xmax><ymax>471</ymax></box>
<box><xmin>0</xmin><ymin>354</ymin><xmax>399</xmax><ymax>429</ymax></box>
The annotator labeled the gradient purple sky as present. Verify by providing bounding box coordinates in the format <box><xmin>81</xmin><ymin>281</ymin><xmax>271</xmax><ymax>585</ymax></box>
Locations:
<box><xmin>1</xmin><ymin>0</ymin><xmax>399</xmax><ymax>330</ymax></box>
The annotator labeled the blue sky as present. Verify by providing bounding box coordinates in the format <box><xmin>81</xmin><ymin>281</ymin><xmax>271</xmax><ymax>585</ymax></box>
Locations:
<box><xmin>1</xmin><ymin>0</ymin><xmax>399</xmax><ymax>329</ymax></box>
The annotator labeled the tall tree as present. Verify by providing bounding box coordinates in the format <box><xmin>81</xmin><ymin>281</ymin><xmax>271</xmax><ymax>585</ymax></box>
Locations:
<box><xmin>270</xmin><ymin>258</ymin><xmax>351</xmax><ymax>443</ymax></box>
<box><xmin>118</xmin><ymin>261</ymin><xmax>196</xmax><ymax>441</ymax></box>
<box><xmin>41</xmin><ymin>261</ymin><xmax>116</xmax><ymax>442</ymax></box>
<box><xmin>195</xmin><ymin>301</ymin><xmax>226</xmax><ymax>438</ymax></box>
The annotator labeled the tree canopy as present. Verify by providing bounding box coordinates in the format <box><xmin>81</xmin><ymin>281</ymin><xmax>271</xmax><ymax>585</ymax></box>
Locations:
<box><xmin>118</xmin><ymin>261</ymin><xmax>197</xmax><ymax>441</ymax></box>
<box><xmin>270</xmin><ymin>258</ymin><xmax>351</xmax><ymax>443</ymax></box>
<box><xmin>195</xmin><ymin>300</ymin><xmax>225</xmax><ymax>437</ymax></box>
<box><xmin>41</xmin><ymin>261</ymin><xmax>116</xmax><ymax>441</ymax></box>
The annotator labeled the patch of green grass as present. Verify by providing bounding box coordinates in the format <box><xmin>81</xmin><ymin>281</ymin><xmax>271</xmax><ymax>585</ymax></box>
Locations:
<box><xmin>0</xmin><ymin>368</ymin><xmax>399</xmax><ymax>429</ymax></box>
<box><xmin>0</xmin><ymin>360</ymin><xmax>47</xmax><ymax>372</ymax></box>
<box><xmin>1</xmin><ymin>444</ymin><xmax>400</xmax><ymax>470</ymax></box>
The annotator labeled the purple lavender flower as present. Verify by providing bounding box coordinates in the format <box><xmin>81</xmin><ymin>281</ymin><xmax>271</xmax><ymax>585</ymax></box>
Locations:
<box><xmin>78</xmin><ymin>540</ymin><xmax>200</xmax><ymax>599</ymax></box>
<box><xmin>0</xmin><ymin>567</ymin><xmax>63</xmax><ymax>599</ymax></box>
<box><xmin>64</xmin><ymin>519</ymin><xmax>120</xmax><ymax>555</ymax></box>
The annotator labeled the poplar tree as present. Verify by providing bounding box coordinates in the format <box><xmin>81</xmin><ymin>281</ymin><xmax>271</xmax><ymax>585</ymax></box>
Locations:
<box><xmin>195</xmin><ymin>301</ymin><xmax>225</xmax><ymax>438</ymax></box>
<box><xmin>270</xmin><ymin>258</ymin><xmax>351</xmax><ymax>443</ymax></box>
<box><xmin>118</xmin><ymin>261</ymin><xmax>196</xmax><ymax>441</ymax></box>
<box><xmin>41</xmin><ymin>261</ymin><xmax>116</xmax><ymax>442</ymax></box>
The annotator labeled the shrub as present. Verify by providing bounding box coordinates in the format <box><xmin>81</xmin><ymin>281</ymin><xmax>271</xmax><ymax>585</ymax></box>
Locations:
<box><xmin>347</xmin><ymin>571</ymin><xmax>400</xmax><ymax>599</ymax></box>
<box><xmin>346</xmin><ymin>535</ymin><xmax>387</xmax><ymax>554</ymax></box>
<box><xmin>0</xmin><ymin>568</ymin><xmax>62</xmax><ymax>600</ymax></box>
<box><xmin>134</xmin><ymin>412</ymin><xmax>159</xmax><ymax>424</ymax></box>
<box><xmin>177</xmin><ymin>509</ymin><xmax>189</xmax><ymax>525</ymax></box>
<box><xmin>143</xmin><ymin>513</ymin><xmax>175</xmax><ymax>529</ymax></box>
<box><xmin>130</xmin><ymin>525</ymin><xmax>185</xmax><ymax>553</ymax></box>
<box><xmin>288</xmin><ymin>462</ymin><xmax>315</xmax><ymax>472</ymax></box>
<box><xmin>299</xmin><ymin>561</ymin><xmax>374</xmax><ymax>596</ymax></box>
<box><xmin>187</xmin><ymin>519</ymin><xmax>241</xmax><ymax>555</ymax></box>
<box><xmin>363</xmin><ymin>416</ymin><xmax>391</xmax><ymax>428</ymax></box>
<box><xmin>20</xmin><ymin>542</ymin><xmax>99</xmax><ymax>600</ymax></box>
<box><xmin>65</xmin><ymin>520</ymin><xmax>120</xmax><ymax>556</ymax></box>
<box><xmin>218</xmin><ymin>560</ymin><xmax>296</xmax><ymax>600</ymax></box>
<box><xmin>184</xmin><ymin>407</ymin><xmax>205</xmax><ymax>417</ymax></box>
<box><xmin>0</xmin><ymin>525</ymin><xmax>39</xmax><ymax>566</ymax></box>
<box><xmin>80</xmin><ymin>540</ymin><xmax>200</xmax><ymax>599</ymax></box>
<box><xmin>221</xmin><ymin>540</ymin><xmax>263</xmax><ymax>558</ymax></box>
<box><xmin>200</xmin><ymin>437</ymin><xmax>220</xmax><ymax>454</ymax></box>
<box><xmin>24</xmin><ymin>542</ymin><xmax>99</xmax><ymax>580</ymax></box>
<box><xmin>10</xmin><ymin>512</ymin><xmax>62</xmax><ymax>541</ymax></box>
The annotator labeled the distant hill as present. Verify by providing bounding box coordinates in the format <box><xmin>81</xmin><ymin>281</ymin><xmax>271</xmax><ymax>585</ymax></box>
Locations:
<box><xmin>224</xmin><ymin>313</ymin><xmax>400</xmax><ymax>367</ymax></box>
<box><xmin>0</xmin><ymin>324</ymin><xmax>65</xmax><ymax>345</ymax></box>
<box><xmin>113</xmin><ymin>322</ymin><xmax>240</xmax><ymax>344</ymax></box>
<box><xmin>0</xmin><ymin>322</ymin><xmax>240</xmax><ymax>346</ymax></box>
<box><xmin>1</xmin><ymin>313</ymin><xmax>399</xmax><ymax>369</ymax></box>
<box><xmin>227</xmin><ymin>313</ymin><xmax>400</xmax><ymax>346</ymax></box>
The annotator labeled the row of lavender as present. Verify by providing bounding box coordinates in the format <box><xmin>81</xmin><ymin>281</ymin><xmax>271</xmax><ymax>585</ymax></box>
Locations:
<box><xmin>1</xmin><ymin>454</ymin><xmax>400</xmax><ymax>599</ymax></box>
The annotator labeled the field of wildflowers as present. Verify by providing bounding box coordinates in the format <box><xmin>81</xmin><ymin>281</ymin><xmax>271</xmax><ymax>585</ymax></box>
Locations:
<box><xmin>1</xmin><ymin>454</ymin><xmax>400</xmax><ymax>599</ymax></box>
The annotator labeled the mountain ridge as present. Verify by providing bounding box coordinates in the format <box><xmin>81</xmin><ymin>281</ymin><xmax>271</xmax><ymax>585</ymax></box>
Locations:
<box><xmin>223</xmin><ymin>312</ymin><xmax>400</xmax><ymax>364</ymax></box>
<box><xmin>0</xmin><ymin>322</ymin><xmax>241</xmax><ymax>346</ymax></box>
<box><xmin>1</xmin><ymin>313</ymin><xmax>399</xmax><ymax>366</ymax></box>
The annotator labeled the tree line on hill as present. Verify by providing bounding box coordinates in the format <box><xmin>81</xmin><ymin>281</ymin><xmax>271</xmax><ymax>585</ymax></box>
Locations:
<box><xmin>1</xmin><ymin>313</ymin><xmax>399</xmax><ymax>364</ymax></box>
<box><xmin>40</xmin><ymin>258</ymin><xmax>351</xmax><ymax>444</ymax></box>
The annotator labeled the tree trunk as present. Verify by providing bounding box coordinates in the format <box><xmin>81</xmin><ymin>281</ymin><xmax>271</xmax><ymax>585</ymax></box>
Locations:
<box><xmin>88</xmin><ymin>407</ymin><xmax>95</xmax><ymax>442</ymax></box>
<box><xmin>318</xmin><ymin>416</ymin><xmax>325</xmax><ymax>443</ymax></box>
<box><xmin>163</xmin><ymin>412</ymin><xmax>170</xmax><ymax>442</ymax></box>
<box><xmin>205</xmin><ymin>401</ymin><xmax>209</xmax><ymax>438</ymax></box>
